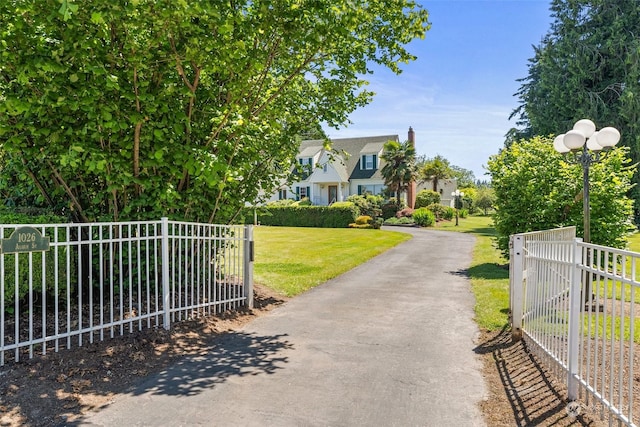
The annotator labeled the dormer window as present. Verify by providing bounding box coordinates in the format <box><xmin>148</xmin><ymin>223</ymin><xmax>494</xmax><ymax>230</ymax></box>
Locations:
<box><xmin>361</xmin><ymin>154</ymin><xmax>377</xmax><ymax>170</ymax></box>
<box><xmin>297</xmin><ymin>157</ymin><xmax>314</xmax><ymax>180</ymax></box>
<box><xmin>298</xmin><ymin>157</ymin><xmax>313</xmax><ymax>167</ymax></box>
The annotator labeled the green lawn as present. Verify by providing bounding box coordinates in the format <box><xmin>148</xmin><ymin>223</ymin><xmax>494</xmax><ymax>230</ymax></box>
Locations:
<box><xmin>253</xmin><ymin>226</ymin><xmax>411</xmax><ymax>296</ymax></box>
<box><xmin>629</xmin><ymin>232</ymin><xmax>640</xmax><ymax>252</ymax></box>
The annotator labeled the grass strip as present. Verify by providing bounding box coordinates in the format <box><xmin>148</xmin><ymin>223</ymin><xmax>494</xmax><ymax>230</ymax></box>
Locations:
<box><xmin>253</xmin><ymin>226</ymin><xmax>411</xmax><ymax>296</ymax></box>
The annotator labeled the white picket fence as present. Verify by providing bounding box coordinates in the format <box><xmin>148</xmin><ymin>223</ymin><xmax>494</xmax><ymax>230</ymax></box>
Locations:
<box><xmin>511</xmin><ymin>227</ymin><xmax>640</xmax><ymax>426</ymax></box>
<box><xmin>0</xmin><ymin>218</ymin><xmax>253</xmax><ymax>366</ymax></box>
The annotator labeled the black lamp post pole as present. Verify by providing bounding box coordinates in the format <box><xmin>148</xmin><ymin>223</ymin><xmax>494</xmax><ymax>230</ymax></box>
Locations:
<box><xmin>455</xmin><ymin>200</ymin><xmax>459</xmax><ymax>226</ymax></box>
<box><xmin>579</xmin><ymin>146</ymin><xmax>592</xmax><ymax>245</ymax></box>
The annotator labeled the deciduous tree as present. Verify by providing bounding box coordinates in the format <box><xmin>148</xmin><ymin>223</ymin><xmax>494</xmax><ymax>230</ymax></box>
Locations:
<box><xmin>488</xmin><ymin>136</ymin><xmax>635</xmax><ymax>255</ymax></box>
<box><xmin>0</xmin><ymin>0</ymin><xmax>430</xmax><ymax>223</ymax></box>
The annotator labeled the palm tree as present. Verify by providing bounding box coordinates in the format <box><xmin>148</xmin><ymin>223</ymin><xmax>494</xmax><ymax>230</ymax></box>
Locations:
<box><xmin>420</xmin><ymin>155</ymin><xmax>452</xmax><ymax>192</ymax></box>
<box><xmin>380</xmin><ymin>140</ymin><xmax>417</xmax><ymax>208</ymax></box>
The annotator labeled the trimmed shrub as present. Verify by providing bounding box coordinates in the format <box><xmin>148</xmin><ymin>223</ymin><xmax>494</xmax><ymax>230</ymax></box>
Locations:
<box><xmin>381</xmin><ymin>201</ymin><xmax>398</xmax><ymax>220</ymax></box>
<box><xmin>350</xmin><ymin>215</ymin><xmax>374</xmax><ymax>229</ymax></box>
<box><xmin>346</xmin><ymin>194</ymin><xmax>383</xmax><ymax>219</ymax></box>
<box><xmin>459</xmin><ymin>208</ymin><xmax>468</xmax><ymax>218</ymax></box>
<box><xmin>426</xmin><ymin>203</ymin><xmax>455</xmax><ymax>221</ymax></box>
<box><xmin>412</xmin><ymin>207</ymin><xmax>436</xmax><ymax>227</ymax></box>
<box><xmin>384</xmin><ymin>216</ymin><xmax>415</xmax><ymax>225</ymax></box>
<box><xmin>348</xmin><ymin>223</ymin><xmax>373</xmax><ymax>229</ymax></box>
<box><xmin>330</xmin><ymin>201</ymin><xmax>357</xmax><ymax>210</ymax></box>
<box><xmin>443</xmin><ymin>206</ymin><xmax>455</xmax><ymax>221</ymax></box>
<box><xmin>267</xmin><ymin>199</ymin><xmax>295</xmax><ymax>206</ymax></box>
<box><xmin>355</xmin><ymin>215</ymin><xmax>373</xmax><ymax>225</ymax></box>
<box><xmin>245</xmin><ymin>205</ymin><xmax>358</xmax><ymax>228</ymax></box>
<box><xmin>293</xmin><ymin>197</ymin><xmax>312</xmax><ymax>206</ymax></box>
<box><xmin>415</xmin><ymin>190</ymin><xmax>441</xmax><ymax>209</ymax></box>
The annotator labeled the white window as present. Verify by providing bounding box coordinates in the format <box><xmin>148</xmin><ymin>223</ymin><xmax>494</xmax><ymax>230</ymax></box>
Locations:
<box><xmin>361</xmin><ymin>154</ymin><xmax>377</xmax><ymax>170</ymax></box>
<box><xmin>295</xmin><ymin>186</ymin><xmax>310</xmax><ymax>200</ymax></box>
<box><xmin>358</xmin><ymin>184</ymin><xmax>385</xmax><ymax>195</ymax></box>
<box><xmin>278</xmin><ymin>189</ymin><xmax>287</xmax><ymax>200</ymax></box>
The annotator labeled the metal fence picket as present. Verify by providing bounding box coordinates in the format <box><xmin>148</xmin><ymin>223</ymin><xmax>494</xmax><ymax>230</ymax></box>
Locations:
<box><xmin>0</xmin><ymin>219</ymin><xmax>253</xmax><ymax>366</ymax></box>
<box><xmin>511</xmin><ymin>227</ymin><xmax>640</xmax><ymax>426</ymax></box>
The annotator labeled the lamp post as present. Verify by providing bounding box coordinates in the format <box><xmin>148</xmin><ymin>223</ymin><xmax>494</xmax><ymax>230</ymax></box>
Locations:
<box><xmin>552</xmin><ymin>119</ymin><xmax>621</xmax><ymax>244</ymax></box>
<box><xmin>553</xmin><ymin>119</ymin><xmax>620</xmax><ymax>306</ymax></box>
<box><xmin>452</xmin><ymin>189</ymin><xmax>464</xmax><ymax>226</ymax></box>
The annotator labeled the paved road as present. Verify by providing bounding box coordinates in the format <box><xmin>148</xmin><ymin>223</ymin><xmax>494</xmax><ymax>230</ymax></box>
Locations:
<box><xmin>80</xmin><ymin>227</ymin><xmax>486</xmax><ymax>427</ymax></box>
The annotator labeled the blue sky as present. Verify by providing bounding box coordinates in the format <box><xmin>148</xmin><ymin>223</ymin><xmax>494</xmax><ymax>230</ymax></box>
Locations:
<box><xmin>323</xmin><ymin>0</ymin><xmax>554</xmax><ymax>180</ymax></box>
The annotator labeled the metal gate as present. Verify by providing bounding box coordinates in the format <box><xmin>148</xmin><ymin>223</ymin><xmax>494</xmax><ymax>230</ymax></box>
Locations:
<box><xmin>0</xmin><ymin>218</ymin><xmax>254</xmax><ymax>366</ymax></box>
<box><xmin>511</xmin><ymin>228</ymin><xmax>640</xmax><ymax>426</ymax></box>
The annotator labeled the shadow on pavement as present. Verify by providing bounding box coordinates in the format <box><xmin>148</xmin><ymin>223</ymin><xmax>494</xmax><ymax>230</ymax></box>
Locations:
<box><xmin>130</xmin><ymin>331</ymin><xmax>293</xmax><ymax>398</ymax></box>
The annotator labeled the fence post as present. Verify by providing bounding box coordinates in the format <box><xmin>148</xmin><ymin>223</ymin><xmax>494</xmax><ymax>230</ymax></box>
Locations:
<box><xmin>511</xmin><ymin>234</ymin><xmax>524</xmax><ymax>341</ymax></box>
<box><xmin>567</xmin><ymin>238</ymin><xmax>582</xmax><ymax>401</ymax></box>
<box><xmin>161</xmin><ymin>217</ymin><xmax>171</xmax><ymax>330</ymax></box>
<box><xmin>244</xmin><ymin>225</ymin><xmax>254</xmax><ymax>309</ymax></box>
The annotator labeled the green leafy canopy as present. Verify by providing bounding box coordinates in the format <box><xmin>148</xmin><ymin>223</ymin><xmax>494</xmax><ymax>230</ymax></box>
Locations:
<box><xmin>488</xmin><ymin>136</ymin><xmax>636</xmax><ymax>255</ymax></box>
<box><xmin>0</xmin><ymin>0</ymin><xmax>430</xmax><ymax>223</ymax></box>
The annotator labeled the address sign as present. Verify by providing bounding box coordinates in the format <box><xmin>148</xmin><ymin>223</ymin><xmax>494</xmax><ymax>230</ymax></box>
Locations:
<box><xmin>1</xmin><ymin>226</ymin><xmax>50</xmax><ymax>254</ymax></box>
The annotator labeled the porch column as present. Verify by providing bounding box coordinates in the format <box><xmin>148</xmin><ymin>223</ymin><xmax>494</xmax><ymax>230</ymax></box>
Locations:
<box><xmin>338</xmin><ymin>183</ymin><xmax>344</xmax><ymax>202</ymax></box>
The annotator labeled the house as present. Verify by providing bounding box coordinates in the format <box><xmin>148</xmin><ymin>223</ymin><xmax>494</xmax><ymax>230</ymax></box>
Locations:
<box><xmin>269</xmin><ymin>133</ymin><xmax>400</xmax><ymax>206</ymax></box>
<box><xmin>268</xmin><ymin>127</ymin><xmax>457</xmax><ymax>207</ymax></box>
<box><xmin>416</xmin><ymin>178</ymin><xmax>459</xmax><ymax>208</ymax></box>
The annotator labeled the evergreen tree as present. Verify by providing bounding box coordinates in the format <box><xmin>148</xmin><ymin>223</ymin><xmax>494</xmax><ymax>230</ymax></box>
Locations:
<box><xmin>511</xmin><ymin>0</ymin><xmax>640</xmax><ymax>219</ymax></box>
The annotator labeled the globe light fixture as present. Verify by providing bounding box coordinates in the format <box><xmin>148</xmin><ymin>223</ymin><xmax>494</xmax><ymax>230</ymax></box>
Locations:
<box><xmin>553</xmin><ymin>119</ymin><xmax>620</xmax><ymax>244</ymax></box>
<box><xmin>554</xmin><ymin>119</ymin><xmax>620</xmax><ymax>307</ymax></box>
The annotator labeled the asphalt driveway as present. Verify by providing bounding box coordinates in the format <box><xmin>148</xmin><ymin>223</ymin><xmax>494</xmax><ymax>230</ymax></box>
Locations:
<box><xmin>80</xmin><ymin>227</ymin><xmax>487</xmax><ymax>427</ymax></box>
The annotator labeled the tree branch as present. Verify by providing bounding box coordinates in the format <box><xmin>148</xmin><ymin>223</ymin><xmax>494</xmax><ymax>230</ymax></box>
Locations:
<box><xmin>43</xmin><ymin>153</ymin><xmax>90</xmax><ymax>223</ymax></box>
<box><xmin>133</xmin><ymin>66</ymin><xmax>143</xmax><ymax>197</ymax></box>
<box><xmin>17</xmin><ymin>154</ymin><xmax>55</xmax><ymax>207</ymax></box>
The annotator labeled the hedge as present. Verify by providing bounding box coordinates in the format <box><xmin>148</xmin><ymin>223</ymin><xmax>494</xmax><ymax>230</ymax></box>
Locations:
<box><xmin>243</xmin><ymin>205</ymin><xmax>359</xmax><ymax>228</ymax></box>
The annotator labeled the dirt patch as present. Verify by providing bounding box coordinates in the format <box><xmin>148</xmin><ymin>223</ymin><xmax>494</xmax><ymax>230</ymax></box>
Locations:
<box><xmin>475</xmin><ymin>327</ymin><xmax>609</xmax><ymax>426</ymax></box>
<box><xmin>0</xmin><ymin>284</ymin><xmax>288</xmax><ymax>427</ymax></box>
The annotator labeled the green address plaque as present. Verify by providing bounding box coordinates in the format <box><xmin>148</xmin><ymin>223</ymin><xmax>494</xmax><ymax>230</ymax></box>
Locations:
<box><xmin>1</xmin><ymin>226</ymin><xmax>50</xmax><ymax>254</ymax></box>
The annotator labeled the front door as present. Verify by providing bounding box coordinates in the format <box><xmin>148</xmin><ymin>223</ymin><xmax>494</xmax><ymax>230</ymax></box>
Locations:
<box><xmin>328</xmin><ymin>185</ymin><xmax>338</xmax><ymax>204</ymax></box>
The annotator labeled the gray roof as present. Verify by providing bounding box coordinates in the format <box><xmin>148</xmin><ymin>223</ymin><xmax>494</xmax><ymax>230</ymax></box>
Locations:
<box><xmin>299</xmin><ymin>145</ymin><xmax>323</xmax><ymax>158</ymax></box>
<box><xmin>361</xmin><ymin>142</ymin><xmax>386</xmax><ymax>153</ymax></box>
<box><xmin>300</xmin><ymin>134</ymin><xmax>399</xmax><ymax>181</ymax></box>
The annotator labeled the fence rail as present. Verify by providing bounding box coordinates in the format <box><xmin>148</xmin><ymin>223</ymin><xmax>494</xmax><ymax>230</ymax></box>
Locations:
<box><xmin>511</xmin><ymin>228</ymin><xmax>640</xmax><ymax>426</ymax></box>
<box><xmin>0</xmin><ymin>218</ymin><xmax>253</xmax><ymax>366</ymax></box>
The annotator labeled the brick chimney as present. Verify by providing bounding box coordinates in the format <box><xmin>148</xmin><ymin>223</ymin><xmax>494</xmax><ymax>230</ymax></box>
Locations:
<box><xmin>407</xmin><ymin>126</ymin><xmax>417</xmax><ymax>209</ymax></box>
